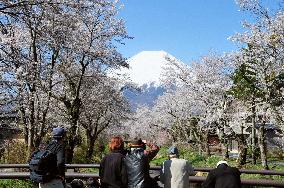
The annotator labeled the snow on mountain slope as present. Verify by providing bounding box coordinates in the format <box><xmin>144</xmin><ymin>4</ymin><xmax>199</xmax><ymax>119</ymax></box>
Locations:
<box><xmin>122</xmin><ymin>50</ymin><xmax>176</xmax><ymax>86</ymax></box>
<box><xmin>113</xmin><ymin>50</ymin><xmax>182</xmax><ymax>109</ymax></box>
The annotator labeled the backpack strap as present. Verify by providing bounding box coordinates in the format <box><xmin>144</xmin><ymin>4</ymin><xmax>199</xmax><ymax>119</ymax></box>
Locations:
<box><xmin>45</xmin><ymin>140</ymin><xmax>60</xmax><ymax>153</ymax></box>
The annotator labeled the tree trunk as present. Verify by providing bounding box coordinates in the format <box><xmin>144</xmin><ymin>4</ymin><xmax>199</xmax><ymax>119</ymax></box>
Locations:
<box><xmin>237</xmin><ymin>126</ymin><xmax>247</xmax><ymax>167</ymax></box>
<box><xmin>64</xmin><ymin>96</ymin><xmax>81</xmax><ymax>163</ymax></box>
<box><xmin>86</xmin><ymin>130</ymin><xmax>97</xmax><ymax>161</ymax></box>
<box><xmin>198</xmin><ymin>134</ymin><xmax>203</xmax><ymax>155</ymax></box>
<box><xmin>237</xmin><ymin>144</ymin><xmax>247</xmax><ymax>167</ymax></box>
<box><xmin>220</xmin><ymin>121</ymin><xmax>229</xmax><ymax>159</ymax></box>
<box><xmin>205</xmin><ymin>130</ymin><xmax>210</xmax><ymax>157</ymax></box>
<box><xmin>198</xmin><ymin>143</ymin><xmax>202</xmax><ymax>155</ymax></box>
<box><xmin>27</xmin><ymin>97</ymin><xmax>35</xmax><ymax>155</ymax></box>
<box><xmin>66</xmin><ymin>123</ymin><xmax>78</xmax><ymax>164</ymax></box>
<box><xmin>66</xmin><ymin>106</ymin><xmax>80</xmax><ymax>164</ymax></box>
<box><xmin>19</xmin><ymin>105</ymin><xmax>28</xmax><ymax>144</ymax></box>
<box><xmin>223</xmin><ymin>141</ymin><xmax>229</xmax><ymax>159</ymax></box>
<box><xmin>251</xmin><ymin>102</ymin><xmax>257</xmax><ymax>164</ymax></box>
<box><xmin>220</xmin><ymin>139</ymin><xmax>229</xmax><ymax>159</ymax></box>
<box><xmin>193</xmin><ymin>126</ymin><xmax>203</xmax><ymax>155</ymax></box>
<box><xmin>27</xmin><ymin>30</ymin><xmax>38</xmax><ymax>155</ymax></box>
<box><xmin>258</xmin><ymin>123</ymin><xmax>268</xmax><ymax>170</ymax></box>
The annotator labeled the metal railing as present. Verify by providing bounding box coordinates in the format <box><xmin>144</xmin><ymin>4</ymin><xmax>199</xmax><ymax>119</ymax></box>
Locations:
<box><xmin>150</xmin><ymin>166</ymin><xmax>284</xmax><ymax>176</ymax></box>
<box><xmin>1</xmin><ymin>164</ymin><xmax>284</xmax><ymax>176</ymax></box>
<box><xmin>0</xmin><ymin>164</ymin><xmax>284</xmax><ymax>187</ymax></box>
<box><xmin>0</xmin><ymin>172</ymin><xmax>284</xmax><ymax>187</ymax></box>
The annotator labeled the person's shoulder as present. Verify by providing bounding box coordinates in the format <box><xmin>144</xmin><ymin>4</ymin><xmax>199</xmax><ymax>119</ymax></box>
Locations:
<box><xmin>163</xmin><ymin>159</ymin><xmax>171</xmax><ymax>164</ymax></box>
<box><xmin>169</xmin><ymin>158</ymin><xmax>188</xmax><ymax>166</ymax></box>
<box><xmin>185</xmin><ymin>159</ymin><xmax>194</xmax><ymax>166</ymax></box>
<box><xmin>227</xmin><ymin>165</ymin><xmax>238</xmax><ymax>170</ymax></box>
<box><xmin>101</xmin><ymin>154</ymin><xmax>108</xmax><ymax>161</ymax></box>
<box><xmin>124</xmin><ymin>152</ymin><xmax>133</xmax><ymax>159</ymax></box>
<box><xmin>176</xmin><ymin>158</ymin><xmax>188</xmax><ymax>163</ymax></box>
<box><xmin>162</xmin><ymin>159</ymin><xmax>172</xmax><ymax>167</ymax></box>
<box><xmin>180</xmin><ymin>158</ymin><xmax>188</xmax><ymax>162</ymax></box>
<box><xmin>112</xmin><ymin>151</ymin><xmax>126</xmax><ymax>159</ymax></box>
<box><xmin>209</xmin><ymin>167</ymin><xmax>220</xmax><ymax>174</ymax></box>
<box><xmin>229</xmin><ymin>166</ymin><xmax>241</xmax><ymax>173</ymax></box>
<box><xmin>102</xmin><ymin>152</ymin><xmax>116</xmax><ymax>160</ymax></box>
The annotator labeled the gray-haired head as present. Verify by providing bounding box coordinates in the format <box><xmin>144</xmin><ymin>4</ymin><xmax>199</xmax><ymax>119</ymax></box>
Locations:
<box><xmin>216</xmin><ymin>160</ymin><xmax>228</xmax><ymax>167</ymax></box>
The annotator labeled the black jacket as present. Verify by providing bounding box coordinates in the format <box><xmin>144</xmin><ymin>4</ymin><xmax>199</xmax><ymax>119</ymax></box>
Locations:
<box><xmin>202</xmin><ymin>164</ymin><xmax>241</xmax><ymax>188</ymax></box>
<box><xmin>100</xmin><ymin>150</ymin><xmax>128</xmax><ymax>188</ymax></box>
<box><xmin>123</xmin><ymin>148</ymin><xmax>152</xmax><ymax>188</ymax></box>
<box><xmin>46</xmin><ymin>139</ymin><xmax>65</xmax><ymax>178</ymax></box>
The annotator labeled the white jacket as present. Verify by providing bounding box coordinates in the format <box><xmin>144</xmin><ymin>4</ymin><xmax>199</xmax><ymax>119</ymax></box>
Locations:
<box><xmin>160</xmin><ymin>158</ymin><xmax>194</xmax><ymax>188</ymax></box>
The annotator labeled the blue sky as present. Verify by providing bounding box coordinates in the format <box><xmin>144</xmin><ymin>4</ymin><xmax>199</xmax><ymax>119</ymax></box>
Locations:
<box><xmin>117</xmin><ymin>0</ymin><xmax>252</xmax><ymax>63</ymax></box>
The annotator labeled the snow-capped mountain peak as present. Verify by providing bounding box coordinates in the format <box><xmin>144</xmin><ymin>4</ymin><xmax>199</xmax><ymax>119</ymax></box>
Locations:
<box><xmin>123</xmin><ymin>50</ymin><xmax>175</xmax><ymax>86</ymax></box>
<box><xmin>109</xmin><ymin>50</ymin><xmax>182</xmax><ymax>109</ymax></box>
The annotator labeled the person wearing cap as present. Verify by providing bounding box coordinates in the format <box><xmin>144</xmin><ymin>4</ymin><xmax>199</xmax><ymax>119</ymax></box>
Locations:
<box><xmin>160</xmin><ymin>146</ymin><xmax>195</xmax><ymax>188</ymax></box>
<box><xmin>124</xmin><ymin>138</ymin><xmax>159</xmax><ymax>188</ymax></box>
<box><xmin>39</xmin><ymin>127</ymin><xmax>66</xmax><ymax>188</ymax></box>
<box><xmin>202</xmin><ymin>160</ymin><xmax>241</xmax><ymax>188</ymax></box>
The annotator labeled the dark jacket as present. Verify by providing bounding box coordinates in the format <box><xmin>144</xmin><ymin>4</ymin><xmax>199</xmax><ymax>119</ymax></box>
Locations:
<box><xmin>124</xmin><ymin>145</ymin><xmax>159</xmax><ymax>188</ymax></box>
<box><xmin>202</xmin><ymin>164</ymin><xmax>241</xmax><ymax>188</ymax></box>
<box><xmin>46</xmin><ymin>139</ymin><xmax>65</xmax><ymax>179</ymax></box>
<box><xmin>100</xmin><ymin>150</ymin><xmax>128</xmax><ymax>188</ymax></box>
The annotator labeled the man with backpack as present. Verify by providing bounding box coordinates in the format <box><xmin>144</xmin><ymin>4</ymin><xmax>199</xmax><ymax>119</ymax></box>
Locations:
<box><xmin>29</xmin><ymin>127</ymin><xmax>66</xmax><ymax>188</ymax></box>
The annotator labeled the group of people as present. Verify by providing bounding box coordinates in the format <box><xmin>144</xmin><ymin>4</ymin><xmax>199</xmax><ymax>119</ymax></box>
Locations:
<box><xmin>99</xmin><ymin>136</ymin><xmax>159</xmax><ymax>188</ymax></box>
<box><xmin>95</xmin><ymin>136</ymin><xmax>241</xmax><ymax>188</ymax></box>
<box><xmin>33</xmin><ymin>127</ymin><xmax>242</xmax><ymax>188</ymax></box>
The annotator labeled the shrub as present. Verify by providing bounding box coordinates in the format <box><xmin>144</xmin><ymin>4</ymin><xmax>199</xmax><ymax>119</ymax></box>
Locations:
<box><xmin>73</xmin><ymin>137</ymin><xmax>108</xmax><ymax>164</ymax></box>
<box><xmin>205</xmin><ymin>155</ymin><xmax>223</xmax><ymax>167</ymax></box>
<box><xmin>0</xmin><ymin>180</ymin><xmax>35</xmax><ymax>188</ymax></box>
<box><xmin>73</xmin><ymin>145</ymin><xmax>88</xmax><ymax>164</ymax></box>
<box><xmin>2</xmin><ymin>139</ymin><xmax>29</xmax><ymax>164</ymax></box>
<box><xmin>187</xmin><ymin>153</ymin><xmax>206</xmax><ymax>167</ymax></box>
<box><xmin>150</xmin><ymin>147</ymin><xmax>168</xmax><ymax>166</ymax></box>
<box><xmin>246</xmin><ymin>146</ymin><xmax>261</xmax><ymax>159</ymax></box>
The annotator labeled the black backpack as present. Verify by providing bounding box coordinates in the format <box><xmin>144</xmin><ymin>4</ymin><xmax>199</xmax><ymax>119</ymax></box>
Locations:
<box><xmin>29</xmin><ymin>142</ymin><xmax>58</xmax><ymax>183</ymax></box>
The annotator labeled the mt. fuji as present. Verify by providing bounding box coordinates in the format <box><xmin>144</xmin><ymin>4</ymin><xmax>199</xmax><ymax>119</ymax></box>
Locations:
<box><xmin>122</xmin><ymin>50</ymin><xmax>175</xmax><ymax>86</ymax></box>
<box><xmin>120</xmin><ymin>50</ymin><xmax>180</xmax><ymax>109</ymax></box>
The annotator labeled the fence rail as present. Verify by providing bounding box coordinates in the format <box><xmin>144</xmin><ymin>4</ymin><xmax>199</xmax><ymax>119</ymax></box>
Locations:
<box><xmin>0</xmin><ymin>172</ymin><xmax>284</xmax><ymax>187</ymax></box>
<box><xmin>0</xmin><ymin>164</ymin><xmax>284</xmax><ymax>187</ymax></box>
<box><xmin>1</xmin><ymin>164</ymin><xmax>284</xmax><ymax>176</ymax></box>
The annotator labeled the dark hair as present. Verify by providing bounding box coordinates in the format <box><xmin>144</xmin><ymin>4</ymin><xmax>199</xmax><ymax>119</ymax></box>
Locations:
<box><xmin>86</xmin><ymin>177</ymin><xmax>100</xmax><ymax>188</ymax></box>
<box><xmin>71</xmin><ymin>179</ymin><xmax>84</xmax><ymax>188</ymax></box>
<box><xmin>109</xmin><ymin>136</ymin><xmax>124</xmax><ymax>151</ymax></box>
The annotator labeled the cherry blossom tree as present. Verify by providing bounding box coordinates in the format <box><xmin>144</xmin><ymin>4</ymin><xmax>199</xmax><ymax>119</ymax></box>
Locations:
<box><xmin>0</xmin><ymin>0</ymin><xmax>66</xmax><ymax>153</ymax></box>
<box><xmin>78</xmin><ymin>74</ymin><xmax>130</xmax><ymax>160</ymax></box>
<box><xmin>140</xmin><ymin>53</ymin><xmax>234</xmax><ymax>156</ymax></box>
<box><xmin>0</xmin><ymin>0</ymin><xmax>129</xmax><ymax>162</ymax></box>
<box><xmin>231</xmin><ymin>0</ymin><xmax>284</xmax><ymax>169</ymax></box>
